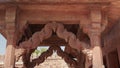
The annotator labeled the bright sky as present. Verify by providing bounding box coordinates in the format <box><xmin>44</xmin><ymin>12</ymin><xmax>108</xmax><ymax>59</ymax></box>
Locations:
<box><xmin>0</xmin><ymin>34</ymin><xmax>6</xmax><ymax>55</ymax></box>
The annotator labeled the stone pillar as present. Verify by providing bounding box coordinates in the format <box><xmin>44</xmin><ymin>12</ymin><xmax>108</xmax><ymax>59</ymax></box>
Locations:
<box><xmin>4</xmin><ymin>41</ymin><xmax>15</xmax><ymax>68</ymax></box>
<box><xmin>89</xmin><ymin>32</ymin><xmax>104</xmax><ymax>68</ymax></box>
<box><xmin>4</xmin><ymin>5</ymin><xmax>17</xmax><ymax>68</ymax></box>
<box><xmin>88</xmin><ymin>5</ymin><xmax>105</xmax><ymax>68</ymax></box>
<box><xmin>80</xmin><ymin>4</ymin><xmax>108</xmax><ymax>68</ymax></box>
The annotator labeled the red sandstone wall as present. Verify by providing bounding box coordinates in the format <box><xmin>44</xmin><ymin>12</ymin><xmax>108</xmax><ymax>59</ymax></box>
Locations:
<box><xmin>103</xmin><ymin>21</ymin><xmax>120</xmax><ymax>68</ymax></box>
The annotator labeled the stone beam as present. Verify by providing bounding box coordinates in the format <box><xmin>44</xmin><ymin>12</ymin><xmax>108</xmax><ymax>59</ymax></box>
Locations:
<box><xmin>0</xmin><ymin>0</ymin><xmax>113</xmax><ymax>4</ymax></box>
<box><xmin>19</xmin><ymin>9</ymin><xmax>87</xmax><ymax>22</ymax></box>
<box><xmin>28</xmin><ymin>20</ymin><xmax>80</xmax><ymax>24</ymax></box>
<box><xmin>4</xmin><ymin>6</ymin><xmax>17</xmax><ymax>68</ymax></box>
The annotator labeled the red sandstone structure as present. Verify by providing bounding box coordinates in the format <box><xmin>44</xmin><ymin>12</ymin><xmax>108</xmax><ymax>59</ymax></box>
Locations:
<box><xmin>0</xmin><ymin>0</ymin><xmax>120</xmax><ymax>68</ymax></box>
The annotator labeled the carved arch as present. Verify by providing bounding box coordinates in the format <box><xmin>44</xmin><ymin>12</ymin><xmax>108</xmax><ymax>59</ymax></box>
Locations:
<box><xmin>23</xmin><ymin>45</ymin><xmax>79</xmax><ymax>68</ymax></box>
<box><xmin>19</xmin><ymin>22</ymin><xmax>88</xmax><ymax>50</ymax></box>
<box><xmin>16</xmin><ymin>22</ymin><xmax>90</xmax><ymax>62</ymax></box>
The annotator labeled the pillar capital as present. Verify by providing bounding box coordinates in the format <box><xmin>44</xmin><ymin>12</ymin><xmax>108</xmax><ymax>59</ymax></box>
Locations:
<box><xmin>80</xmin><ymin>5</ymin><xmax>104</xmax><ymax>37</ymax></box>
<box><xmin>5</xmin><ymin>4</ymin><xmax>17</xmax><ymax>45</ymax></box>
<box><xmin>89</xmin><ymin>4</ymin><xmax>102</xmax><ymax>36</ymax></box>
<box><xmin>88</xmin><ymin>23</ymin><xmax>102</xmax><ymax>37</ymax></box>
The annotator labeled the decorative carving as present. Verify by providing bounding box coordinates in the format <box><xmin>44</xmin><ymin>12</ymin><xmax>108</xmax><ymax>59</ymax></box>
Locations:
<box><xmin>55</xmin><ymin>46</ymin><xmax>77</xmax><ymax>67</ymax></box>
<box><xmin>31</xmin><ymin>46</ymin><xmax>53</xmax><ymax>66</ymax></box>
<box><xmin>16</xmin><ymin>22</ymin><xmax>89</xmax><ymax>61</ymax></box>
<box><xmin>21</xmin><ymin>45</ymin><xmax>80</xmax><ymax>68</ymax></box>
<box><xmin>82</xmin><ymin>48</ymin><xmax>93</xmax><ymax>61</ymax></box>
<box><xmin>22</xmin><ymin>49</ymin><xmax>37</xmax><ymax>68</ymax></box>
<box><xmin>64</xmin><ymin>45</ymin><xmax>86</xmax><ymax>68</ymax></box>
<box><xmin>14</xmin><ymin>22</ymin><xmax>94</xmax><ymax>68</ymax></box>
<box><xmin>19</xmin><ymin>23</ymin><xmax>88</xmax><ymax>50</ymax></box>
<box><xmin>15</xmin><ymin>48</ymin><xmax>26</xmax><ymax>61</ymax></box>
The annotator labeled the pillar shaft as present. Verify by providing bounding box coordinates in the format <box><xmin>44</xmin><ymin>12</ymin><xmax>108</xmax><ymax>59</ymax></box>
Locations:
<box><xmin>4</xmin><ymin>44</ymin><xmax>15</xmax><ymax>68</ymax></box>
<box><xmin>89</xmin><ymin>5</ymin><xmax>104</xmax><ymax>68</ymax></box>
<box><xmin>4</xmin><ymin>30</ymin><xmax>16</xmax><ymax>68</ymax></box>
<box><xmin>90</xmin><ymin>33</ymin><xmax>104</xmax><ymax>68</ymax></box>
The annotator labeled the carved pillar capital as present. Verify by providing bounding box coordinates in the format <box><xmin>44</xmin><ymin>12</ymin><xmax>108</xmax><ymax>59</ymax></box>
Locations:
<box><xmin>88</xmin><ymin>23</ymin><xmax>102</xmax><ymax>36</ymax></box>
<box><xmin>88</xmin><ymin>5</ymin><xmax>102</xmax><ymax>36</ymax></box>
<box><xmin>5</xmin><ymin>5</ymin><xmax>17</xmax><ymax>45</ymax></box>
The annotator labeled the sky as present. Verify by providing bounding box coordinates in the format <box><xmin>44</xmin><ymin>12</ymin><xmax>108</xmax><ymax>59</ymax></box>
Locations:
<box><xmin>0</xmin><ymin>34</ymin><xmax>6</xmax><ymax>55</ymax></box>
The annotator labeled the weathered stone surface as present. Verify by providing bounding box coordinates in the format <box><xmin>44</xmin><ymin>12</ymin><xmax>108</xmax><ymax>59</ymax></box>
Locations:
<box><xmin>0</xmin><ymin>1</ymin><xmax>120</xmax><ymax>68</ymax></box>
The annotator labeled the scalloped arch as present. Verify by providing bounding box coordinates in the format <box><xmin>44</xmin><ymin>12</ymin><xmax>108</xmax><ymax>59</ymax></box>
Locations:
<box><xmin>19</xmin><ymin>22</ymin><xmax>88</xmax><ymax>51</ymax></box>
